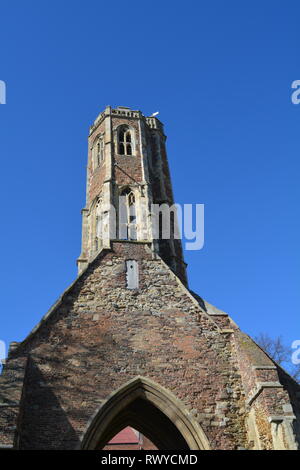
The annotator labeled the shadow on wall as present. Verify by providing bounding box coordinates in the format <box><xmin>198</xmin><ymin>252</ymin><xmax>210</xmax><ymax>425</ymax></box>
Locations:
<box><xmin>18</xmin><ymin>359</ymin><xmax>81</xmax><ymax>450</ymax></box>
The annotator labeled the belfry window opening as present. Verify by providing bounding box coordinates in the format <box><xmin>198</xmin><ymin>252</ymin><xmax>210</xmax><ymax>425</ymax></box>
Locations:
<box><xmin>118</xmin><ymin>127</ymin><xmax>132</xmax><ymax>155</ymax></box>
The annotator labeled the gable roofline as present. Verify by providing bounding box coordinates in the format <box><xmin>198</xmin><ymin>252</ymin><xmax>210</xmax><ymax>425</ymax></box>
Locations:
<box><xmin>10</xmin><ymin>240</ymin><xmax>232</xmax><ymax>357</ymax></box>
<box><xmin>12</xmin><ymin>247</ymin><xmax>111</xmax><ymax>352</ymax></box>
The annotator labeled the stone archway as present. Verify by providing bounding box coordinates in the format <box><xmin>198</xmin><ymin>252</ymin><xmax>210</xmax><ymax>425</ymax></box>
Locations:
<box><xmin>81</xmin><ymin>376</ymin><xmax>210</xmax><ymax>450</ymax></box>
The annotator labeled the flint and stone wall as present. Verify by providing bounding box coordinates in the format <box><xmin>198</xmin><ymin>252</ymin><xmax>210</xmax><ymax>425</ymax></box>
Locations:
<box><xmin>0</xmin><ymin>242</ymin><xmax>299</xmax><ymax>450</ymax></box>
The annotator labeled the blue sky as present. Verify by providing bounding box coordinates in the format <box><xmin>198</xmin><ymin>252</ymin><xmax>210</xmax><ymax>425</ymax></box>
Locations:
<box><xmin>0</xmin><ymin>1</ymin><xmax>299</xmax><ymax>360</ymax></box>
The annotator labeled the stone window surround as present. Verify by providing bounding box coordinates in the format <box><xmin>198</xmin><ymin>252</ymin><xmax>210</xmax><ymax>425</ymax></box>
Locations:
<box><xmin>114</xmin><ymin>124</ymin><xmax>136</xmax><ymax>157</ymax></box>
<box><xmin>90</xmin><ymin>132</ymin><xmax>105</xmax><ymax>170</ymax></box>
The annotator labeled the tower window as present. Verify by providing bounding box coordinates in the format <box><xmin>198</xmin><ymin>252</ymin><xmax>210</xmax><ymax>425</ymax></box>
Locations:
<box><xmin>92</xmin><ymin>135</ymin><xmax>104</xmax><ymax>169</ymax></box>
<box><xmin>119</xmin><ymin>188</ymin><xmax>137</xmax><ymax>240</ymax></box>
<box><xmin>94</xmin><ymin>196</ymin><xmax>105</xmax><ymax>252</ymax></box>
<box><xmin>126</xmin><ymin>260</ymin><xmax>139</xmax><ymax>289</ymax></box>
<box><xmin>97</xmin><ymin>138</ymin><xmax>104</xmax><ymax>166</ymax></box>
<box><xmin>118</xmin><ymin>127</ymin><xmax>133</xmax><ymax>155</ymax></box>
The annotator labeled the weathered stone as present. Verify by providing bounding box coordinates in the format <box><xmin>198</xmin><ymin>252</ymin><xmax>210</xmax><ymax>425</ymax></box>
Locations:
<box><xmin>0</xmin><ymin>106</ymin><xmax>299</xmax><ymax>451</ymax></box>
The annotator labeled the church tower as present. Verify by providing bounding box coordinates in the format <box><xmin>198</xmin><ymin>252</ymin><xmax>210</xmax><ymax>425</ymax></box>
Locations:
<box><xmin>0</xmin><ymin>106</ymin><xmax>299</xmax><ymax>451</ymax></box>
<box><xmin>77</xmin><ymin>106</ymin><xmax>187</xmax><ymax>285</ymax></box>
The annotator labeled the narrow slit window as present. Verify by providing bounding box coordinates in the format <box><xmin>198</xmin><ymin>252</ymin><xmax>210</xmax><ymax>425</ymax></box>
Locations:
<box><xmin>93</xmin><ymin>136</ymin><xmax>104</xmax><ymax>168</ymax></box>
<box><xmin>97</xmin><ymin>138</ymin><xmax>104</xmax><ymax>165</ymax></box>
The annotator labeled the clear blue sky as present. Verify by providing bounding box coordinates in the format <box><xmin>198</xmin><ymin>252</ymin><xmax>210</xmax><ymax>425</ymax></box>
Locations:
<box><xmin>0</xmin><ymin>1</ymin><xmax>299</xmax><ymax>359</ymax></box>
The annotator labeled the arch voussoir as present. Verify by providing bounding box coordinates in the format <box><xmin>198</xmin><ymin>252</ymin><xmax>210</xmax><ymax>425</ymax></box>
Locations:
<box><xmin>81</xmin><ymin>376</ymin><xmax>210</xmax><ymax>450</ymax></box>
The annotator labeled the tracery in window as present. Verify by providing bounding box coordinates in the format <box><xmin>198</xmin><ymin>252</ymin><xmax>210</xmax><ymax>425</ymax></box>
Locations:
<box><xmin>118</xmin><ymin>127</ymin><xmax>133</xmax><ymax>155</ymax></box>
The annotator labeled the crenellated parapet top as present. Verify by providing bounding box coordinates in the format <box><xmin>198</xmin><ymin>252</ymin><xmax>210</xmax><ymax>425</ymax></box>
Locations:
<box><xmin>89</xmin><ymin>105</ymin><xmax>164</xmax><ymax>136</ymax></box>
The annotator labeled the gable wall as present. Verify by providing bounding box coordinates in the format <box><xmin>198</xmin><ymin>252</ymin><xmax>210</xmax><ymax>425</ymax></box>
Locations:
<box><xmin>4</xmin><ymin>242</ymin><xmax>247</xmax><ymax>449</ymax></box>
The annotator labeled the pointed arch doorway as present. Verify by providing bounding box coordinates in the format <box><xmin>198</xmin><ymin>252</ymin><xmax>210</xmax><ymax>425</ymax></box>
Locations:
<box><xmin>81</xmin><ymin>377</ymin><xmax>210</xmax><ymax>450</ymax></box>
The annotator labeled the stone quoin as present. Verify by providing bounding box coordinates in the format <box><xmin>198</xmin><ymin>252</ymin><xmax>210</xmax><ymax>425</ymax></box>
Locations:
<box><xmin>0</xmin><ymin>106</ymin><xmax>299</xmax><ymax>450</ymax></box>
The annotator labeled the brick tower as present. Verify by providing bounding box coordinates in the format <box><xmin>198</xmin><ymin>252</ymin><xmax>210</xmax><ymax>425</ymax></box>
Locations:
<box><xmin>77</xmin><ymin>105</ymin><xmax>187</xmax><ymax>285</ymax></box>
<box><xmin>0</xmin><ymin>106</ymin><xmax>299</xmax><ymax>450</ymax></box>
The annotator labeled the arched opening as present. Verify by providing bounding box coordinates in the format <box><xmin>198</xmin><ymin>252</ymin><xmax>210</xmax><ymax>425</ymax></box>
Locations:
<box><xmin>81</xmin><ymin>377</ymin><xmax>210</xmax><ymax>450</ymax></box>
<box><xmin>117</xmin><ymin>126</ymin><xmax>133</xmax><ymax>155</ymax></box>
